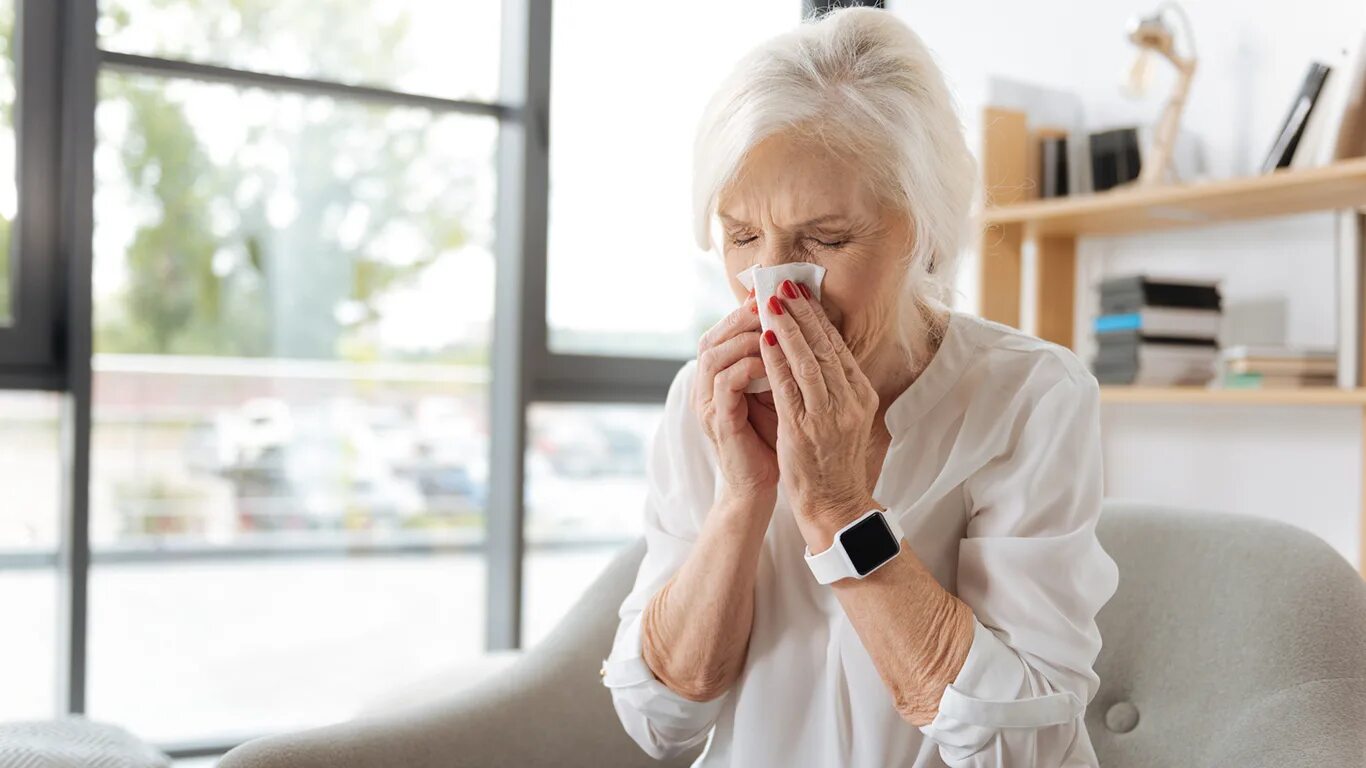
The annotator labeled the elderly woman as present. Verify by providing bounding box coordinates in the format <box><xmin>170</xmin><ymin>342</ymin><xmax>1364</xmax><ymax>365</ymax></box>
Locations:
<box><xmin>600</xmin><ymin>8</ymin><xmax>1117</xmax><ymax>767</ymax></box>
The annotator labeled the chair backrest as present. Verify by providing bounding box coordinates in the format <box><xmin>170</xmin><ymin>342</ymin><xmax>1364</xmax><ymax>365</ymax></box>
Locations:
<box><xmin>1088</xmin><ymin>502</ymin><xmax>1366</xmax><ymax>767</ymax></box>
<box><xmin>565</xmin><ymin>503</ymin><xmax>1366</xmax><ymax>767</ymax></box>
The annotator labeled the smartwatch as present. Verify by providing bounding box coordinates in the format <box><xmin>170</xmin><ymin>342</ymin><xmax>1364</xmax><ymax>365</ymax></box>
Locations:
<box><xmin>804</xmin><ymin>508</ymin><xmax>905</xmax><ymax>584</ymax></box>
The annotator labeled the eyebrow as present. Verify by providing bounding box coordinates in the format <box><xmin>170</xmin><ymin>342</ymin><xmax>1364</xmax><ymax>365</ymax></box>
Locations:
<box><xmin>718</xmin><ymin>213</ymin><xmax>851</xmax><ymax>228</ymax></box>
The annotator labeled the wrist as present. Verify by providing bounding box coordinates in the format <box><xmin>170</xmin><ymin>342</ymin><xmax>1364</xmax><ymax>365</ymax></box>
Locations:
<box><xmin>799</xmin><ymin>494</ymin><xmax>880</xmax><ymax>553</ymax></box>
<box><xmin>711</xmin><ymin>488</ymin><xmax>776</xmax><ymax>533</ymax></box>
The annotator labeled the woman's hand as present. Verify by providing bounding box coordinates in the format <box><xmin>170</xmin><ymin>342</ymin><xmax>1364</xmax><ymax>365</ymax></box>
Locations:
<box><xmin>694</xmin><ymin>293</ymin><xmax>780</xmax><ymax>505</ymax></box>
<box><xmin>757</xmin><ymin>280</ymin><xmax>880</xmax><ymax>533</ymax></box>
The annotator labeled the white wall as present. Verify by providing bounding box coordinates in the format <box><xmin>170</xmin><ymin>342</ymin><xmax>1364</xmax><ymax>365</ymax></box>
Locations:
<box><xmin>890</xmin><ymin>0</ymin><xmax>1366</xmax><ymax>566</ymax></box>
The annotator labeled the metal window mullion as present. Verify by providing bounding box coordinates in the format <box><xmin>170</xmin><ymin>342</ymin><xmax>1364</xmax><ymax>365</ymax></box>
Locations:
<box><xmin>1</xmin><ymin>0</ymin><xmax>63</xmax><ymax>372</ymax></box>
<box><xmin>54</xmin><ymin>0</ymin><xmax>97</xmax><ymax>717</ymax></box>
<box><xmin>534</xmin><ymin>353</ymin><xmax>681</xmax><ymax>404</ymax></box>
<box><xmin>98</xmin><ymin>50</ymin><xmax>513</xmax><ymax>118</ymax></box>
<box><xmin>485</xmin><ymin>0</ymin><xmax>550</xmax><ymax>652</ymax></box>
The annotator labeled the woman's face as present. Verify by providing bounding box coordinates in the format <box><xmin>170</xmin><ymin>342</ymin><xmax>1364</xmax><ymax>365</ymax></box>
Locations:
<box><xmin>716</xmin><ymin>133</ymin><xmax>913</xmax><ymax>365</ymax></box>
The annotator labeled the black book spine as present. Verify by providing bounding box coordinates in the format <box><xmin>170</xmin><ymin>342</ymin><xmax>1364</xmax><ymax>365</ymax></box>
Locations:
<box><xmin>1262</xmin><ymin>63</ymin><xmax>1332</xmax><ymax>172</ymax></box>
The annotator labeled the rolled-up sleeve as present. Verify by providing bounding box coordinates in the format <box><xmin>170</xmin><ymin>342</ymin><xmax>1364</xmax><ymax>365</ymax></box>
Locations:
<box><xmin>601</xmin><ymin>360</ymin><xmax>727</xmax><ymax>759</ymax></box>
<box><xmin>920</xmin><ymin>365</ymin><xmax>1119</xmax><ymax>766</ymax></box>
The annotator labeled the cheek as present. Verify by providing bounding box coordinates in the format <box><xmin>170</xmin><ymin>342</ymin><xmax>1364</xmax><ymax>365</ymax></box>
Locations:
<box><xmin>821</xmin><ymin>261</ymin><xmax>902</xmax><ymax>354</ymax></box>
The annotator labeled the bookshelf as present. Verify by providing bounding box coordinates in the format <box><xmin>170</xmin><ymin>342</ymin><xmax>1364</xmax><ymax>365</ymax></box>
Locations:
<box><xmin>977</xmin><ymin>107</ymin><xmax>1366</xmax><ymax>576</ymax></box>
<box><xmin>1100</xmin><ymin>386</ymin><xmax>1366</xmax><ymax>406</ymax></box>
<box><xmin>983</xmin><ymin>156</ymin><xmax>1366</xmax><ymax>237</ymax></box>
<box><xmin>978</xmin><ymin>106</ymin><xmax>1365</xmax><ymax>371</ymax></box>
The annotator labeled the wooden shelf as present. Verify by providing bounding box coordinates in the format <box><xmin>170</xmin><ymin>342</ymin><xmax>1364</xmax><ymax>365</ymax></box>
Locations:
<box><xmin>983</xmin><ymin>157</ymin><xmax>1366</xmax><ymax>236</ymax></box>
<box><xmin>1100</xmin><ymin>386</ymin><xmax>1366</xmax><ymax>406</ymax></box>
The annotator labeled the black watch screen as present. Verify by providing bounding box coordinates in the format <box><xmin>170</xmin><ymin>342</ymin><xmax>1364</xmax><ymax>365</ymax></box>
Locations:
<box><xmin>839</xmin><ymin>511</ymin><xmax>901</xmax><ymax>576</ymax></box>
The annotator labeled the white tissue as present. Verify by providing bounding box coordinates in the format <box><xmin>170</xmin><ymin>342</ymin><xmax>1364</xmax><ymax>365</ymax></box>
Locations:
<box><xmin>735</xmin><ymin>262</ymin><xmax>827</xmax><ymax>394</ymax></box>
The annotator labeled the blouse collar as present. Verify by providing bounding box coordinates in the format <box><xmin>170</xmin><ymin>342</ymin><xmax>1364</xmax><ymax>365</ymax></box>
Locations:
<box><xmin>881</xmin><ymin>309</ymin><xmax>978</xmax><ymax>435</ymax></box>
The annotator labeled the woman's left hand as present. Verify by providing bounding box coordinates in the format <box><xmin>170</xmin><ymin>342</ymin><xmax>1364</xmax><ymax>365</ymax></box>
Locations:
<box><xmin>758</xmin><ymin>279</ymin><xmax>880</xmax><ymax>536</ymax></box>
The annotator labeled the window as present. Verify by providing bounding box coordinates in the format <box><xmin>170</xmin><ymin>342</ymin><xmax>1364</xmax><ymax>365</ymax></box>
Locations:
<box><xmin>522</xmin><ymin>402</ymin><xmax>662</xmax><ymax>645</ymax></box>
<box><xmin>546</xmin><ymin>0</ymin><xmax>796</xmax><ymax>358</ymax></box>
<box><xmin>97</xmin><ymin>0</ymin><xmax>502</xmax><ymax>102</ymax></box>
<box><xmin>84</xmin><ymin>6</ymin><xmax>500</xmax><ymax>740</ymax></box>
<box><xmin>0</xmin><ymin>391</ymin><xmax>62</xmax><ymax>721</ymax></box>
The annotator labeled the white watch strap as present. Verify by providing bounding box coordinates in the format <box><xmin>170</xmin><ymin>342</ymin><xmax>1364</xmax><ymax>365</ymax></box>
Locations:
<box><xmin>804</xmin><ymin>509</ymin><xmax>905</xmax><ymax>585</ymax></box>
<box><xmin>804</xmin><ymin>538</ymin><xmax>850</xmax><ymax>585</ymax></box>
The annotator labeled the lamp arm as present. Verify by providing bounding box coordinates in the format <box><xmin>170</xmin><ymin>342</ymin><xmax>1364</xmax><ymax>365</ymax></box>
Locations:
<box><xmin>1140</xmin><ymin>55</ymin><xmax>1196</xmax><ymax>184</ymax></box>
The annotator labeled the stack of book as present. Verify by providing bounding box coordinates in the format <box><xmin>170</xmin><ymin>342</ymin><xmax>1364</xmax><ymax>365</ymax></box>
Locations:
<box><xmin>1092</xmin><ymin>276</ymin><xmax>1222</xmax><ymax>386</ymax></box>
<box><xmin>1221</xmin><ymin>346</ymin><xmax>1337</xmax><ymax>389</ymax></box>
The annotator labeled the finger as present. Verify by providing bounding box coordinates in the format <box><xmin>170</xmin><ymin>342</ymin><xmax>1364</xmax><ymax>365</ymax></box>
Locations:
<box><xmin>698</xmin><ymin>330</ymin><xmax>762</xmax><ymax>391</ymax></box>
<box><xmin>799</xmin><ymin>281</ymin><xmax>871</xmax><ymax>398</ymax></box>
<box><xmin>778</xmin><ymin>280</ymin><xmax>848</xmax><ymax>401</ymax></box>
<box><xmin>764</xmin><ymin>292</ymin><xmax>830</xmax><ymax>411</ymax></box>
<box><xmin>714</xmin><ymin>356</ymin><xmax>767</xmax><ymax>430</ymax></box>
<box><xmin>758</xmin><ymin>325</ymin><xmax>805</xmax><ymax>421</ymax></box>
<box><xmin>697</xmin><ymin>296</ymin><xmax>760</xmax><ymax>357</ymax></box>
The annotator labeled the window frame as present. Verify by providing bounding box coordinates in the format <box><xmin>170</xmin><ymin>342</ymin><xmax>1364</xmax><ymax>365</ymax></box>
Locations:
<box><xmin>0</xmin><ymin>0</ymin><xmax>63</xmax><ymax>383</ymax></box>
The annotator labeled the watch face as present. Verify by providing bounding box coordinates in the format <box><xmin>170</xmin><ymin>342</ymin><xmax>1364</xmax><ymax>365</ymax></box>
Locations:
<box><xmin>840</xmin><ymin>512</ymin><xmax>901</xmax><ymax>576</ymax></box>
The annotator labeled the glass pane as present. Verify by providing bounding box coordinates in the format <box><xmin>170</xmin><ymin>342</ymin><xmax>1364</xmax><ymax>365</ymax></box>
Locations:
<box><xmin>89</xmin><ymin>71</ymin><xmax>497</xmax><ymax>742</ymax></box>
<box><xmin>547</xmin><ymin>1</ymin><xmax>796</xmax><ymax>358</ymax></box>
<box><xmin>0</xmin><ymin>391</ymin><xmax>63</xmax><ymax>721</ymax></box>
<box><xmin>98</xmin><ymin>1</ymin><xmax>502</xmax><ymax>103</ymax></box>
<box><xmin>522</xmin><ymin>402</ymin><xmax>662</xmax><ymax>646</ymax></box>
<box><xmin>89</xmin><ymin>556</ymin><xmax>485</xmax><ymax>741</ymax></box>
<box><xmin>0</xmin><ymin>0</ymin><xmax>16</xmax><ymax>326</ymax></box>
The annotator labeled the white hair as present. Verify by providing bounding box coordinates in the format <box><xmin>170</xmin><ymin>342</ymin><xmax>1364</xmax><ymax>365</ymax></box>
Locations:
<box><xmin>692</xmin><ymin>7</ymin><xmax>975</xmax><ymax>358</ymax></box>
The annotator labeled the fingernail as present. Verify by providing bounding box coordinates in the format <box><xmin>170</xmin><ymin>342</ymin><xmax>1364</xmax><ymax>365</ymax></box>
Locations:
<box><xmin>781</xmin><ymin>280</ymin><xmax>798</xmax><ymax>299</ymax></box>
<box><xmin>767</xmin><ymin>296</ymin><xmax>784</xmax><ymax>315</ymax></box>
<box><xmin>750</xmin><ymin>303</ymin><xmax>758</xmax><ymax>315</ymax></box>
<box><xmin>763</xmin><ymin>330</ymin><xmax>777</xmax><ymax>346</ymax></box>
<box><xmin>747</xmin><ymin>288</ymin><xmax>755</xmax><ymax>298</ymax></box>
<box><xmin>798</xmin><ymin>282</ymin><xmax>811</xmax><ymax>299</ymax></box>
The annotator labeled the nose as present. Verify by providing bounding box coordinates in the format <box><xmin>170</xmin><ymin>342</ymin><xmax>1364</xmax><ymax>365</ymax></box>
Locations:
<box><xmin>753</xmin><ymin>235</ymin><xmax>804</xmax><ymax>269</ymax></box>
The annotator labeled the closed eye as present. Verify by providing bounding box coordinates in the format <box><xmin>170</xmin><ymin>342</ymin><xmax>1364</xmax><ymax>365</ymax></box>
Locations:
<box><xmin>730</xmin><ymin>234</ymin><xmax>759</xmax><ymax>247</ymax></box>
<box><xmin>810</xmin><ymin>237</ymin><xmax>848</xmax><ymax>249</ymax></box>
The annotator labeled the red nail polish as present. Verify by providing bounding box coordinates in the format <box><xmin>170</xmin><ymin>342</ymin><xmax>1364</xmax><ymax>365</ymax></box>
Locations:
<box><xmin>767</xmin><ymin>296</ymin><xmax>783</xmax><ymax>315</ymax></box>
<box><xmin>750</xmin><ymin>303</ymin><xmax>758</xmax><ymax>315</ymax></box>
<box><xmin>798</xmin><ymin>283</ymin><xmax>811</xmax><ymax>299</ymax></box>
<box><xmin>764</xmin><ymin>330</ymin><xmax>777</xmax><ymax>346</ymax></box>
<box><xmin>747</xmin><ymin>288</ymin><xmax>755</xmax><ymax>298</ymax></box>
<box><xmin>781</xmin><ymin>280</ymin><xmax>798</xmax><ymax>299</ymax></box>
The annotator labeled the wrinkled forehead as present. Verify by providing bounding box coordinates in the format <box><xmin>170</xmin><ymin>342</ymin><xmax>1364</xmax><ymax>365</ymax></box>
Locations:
<box><xmin>716</xmin><ymin>133</ymin><xmax>883</xmax><ymax>228</ymax></box>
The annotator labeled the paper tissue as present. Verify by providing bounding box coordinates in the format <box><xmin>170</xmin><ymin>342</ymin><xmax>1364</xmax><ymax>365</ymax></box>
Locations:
<box><xmin>735</xmin><ymin>262</ymin><xmax>827</xmax><ymax>393</ymax></box>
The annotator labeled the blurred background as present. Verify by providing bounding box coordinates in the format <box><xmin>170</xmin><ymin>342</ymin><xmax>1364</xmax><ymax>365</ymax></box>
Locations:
<box><xmin>1</xmin><ymin>0</ymin><xmax>1363</xmax><ymax>764</ymax></box>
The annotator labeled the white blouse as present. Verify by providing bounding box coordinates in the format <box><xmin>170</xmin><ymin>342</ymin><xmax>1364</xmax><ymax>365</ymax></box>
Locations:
<box><xmin>601</xmin><ymin>310</ymin><xmax>1120</xmax><ymax>767</ymax></box>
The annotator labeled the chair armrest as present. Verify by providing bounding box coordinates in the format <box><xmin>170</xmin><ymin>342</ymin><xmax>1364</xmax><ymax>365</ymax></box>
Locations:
<box><xmin>1208</xmin><ymin>677</ymin><xmax>1366</xmax><ymax>768</ymax></box>
<box><xmin>220</xmin><ymin>540</ymin><xmax>702</xmax><ymax>768</ymax></box>
<box><xmin>218</xmin><ymin>652</ymin><xmax>629</xmax><ymax>768</ymax></box>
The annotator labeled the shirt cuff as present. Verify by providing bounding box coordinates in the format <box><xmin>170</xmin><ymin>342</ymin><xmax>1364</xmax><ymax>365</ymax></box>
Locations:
<box><xmin>918</xmin><ymin>618</ymin><xmax>1084</xmax><ymax>755</ymax></box>
<box><xmin>601</xmin><ymin>612</ymin><xmax>726</xmax><ymax>740</ymax></box>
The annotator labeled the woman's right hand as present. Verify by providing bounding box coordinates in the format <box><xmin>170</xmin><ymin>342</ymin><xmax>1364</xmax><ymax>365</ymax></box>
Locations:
<box><xmin>693</xmin><ymin>294</ymin><xmax>779</xmax><ymax>504</ymax></box>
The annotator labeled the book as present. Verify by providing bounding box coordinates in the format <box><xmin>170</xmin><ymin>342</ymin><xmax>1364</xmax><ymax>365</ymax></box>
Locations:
<box><xmin>1094</xmin><ymin>307</ymin><xmax>1222</xmax><ymax>338</ymax></box>
<box><xmin>1092</xmin><ymin>343</ymin><xmax>1218</xmax><ymax>386</ymax></box>
<box><xmin>1039</xmin><ymin>135</ymin><xmax>1069</xmax><ymax>198</ymax></box>
<box><xmin>1095</xmin><ymin>331</ymin><xmax>1218</xmax><ymax>350</ymax></box>
<box><xmin>1099</xmin><ymin>275</ymin><xmax>1221</xmax><ymax>313</ymax></box>
<box><xmin>1221</xmin><ymin>345</ymin><xmax>1336</xmax><ymax>361</ymax></box>
<box><xmin>1089</xmin><ymin>128</ymin><xmax>1142</xmax><ymax>192</ymax></box>
<box><xmin>1293</xmin><ymin>32</ymin><xmax>1366</xmax><ymax>167</ymax></box>
<box><xmin>1225</xmin><ymin>358</ymin><xmax>1337</xmax><ymax>377</ymax></box>
<box><xmin>1262</xmin><ymin>63</ymin><xmax>1332</xmax><ymax>172</ymax></box>
<box><xmin>1223</xmin><ymin>372</ymin><xmax>1338</xmax><ymax>389</ymax></box>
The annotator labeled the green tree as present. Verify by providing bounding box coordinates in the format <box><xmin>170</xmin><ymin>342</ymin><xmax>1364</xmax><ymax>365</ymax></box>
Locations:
<box><xmin>95</xmin><ymin>0</ymin><xmax>486</xmax><ymax>363</ymax></box>
<box><xmin>0</xmin><ymin>1</ymin><xmax>15</xmax><ymax>323</ymax></box>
